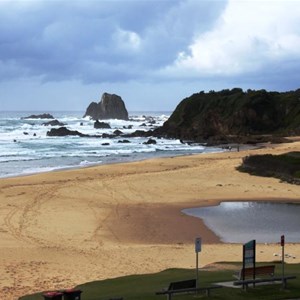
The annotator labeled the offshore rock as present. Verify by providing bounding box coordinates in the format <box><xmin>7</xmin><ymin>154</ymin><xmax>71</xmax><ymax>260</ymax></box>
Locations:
<box><xmin>47</xmin><ymin>127</ymin><xmax>86</xmax><ymax>137</ymax></box>
<box><xmin>113</xmin><ymin>129</ymin><xmax>123</xmax><ymax>135</ymax></box>
<box><xmin>94</xmin><ymin>121</ymin><xmax>111</xmax><ymax>129</ymax></box>
<box><xmin>84</xmin><ymin>93</ymin><xmax>129</xmax><ymax>120</ymax></box>
<box><xmin>42</xmin><ymin>119</ymin><xmax>66</xmax><ymax>126</ymax></box>
<box><xmin>124</xmin><ymin>130</ymin><xmax>153</xmax><ymax>138</ymax></box>
<box><xmin>22</xmin><ymin>113</ymin><xmax>54</xmax><ymax>119</ymax></box>
<box><xmin>143</xmin><ymin>138</ymin><xmax>157</xmax><ymax>145</ymax></box>
<box><xmin>118</xmin><ymin>139</ymin><xmax>131</xmax><ymax>143</ymax></box>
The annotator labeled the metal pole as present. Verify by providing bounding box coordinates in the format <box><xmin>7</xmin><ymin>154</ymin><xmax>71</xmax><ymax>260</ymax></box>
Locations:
<box><xmin>242</xmin><ymin>244</ymin><xmax>245</xmax><ymax>290</ymax></box>
<box><xmin>253</xmin><ymin>240</ymin><xmax>256</xmax><ymax>288</ymax></box>
<box><xmin>196</xmin><ymin>251</ymin><xmax>199</xmax><ymax>288</ymax></box>
<box><xmin>282</xmin><ymin>243</ymin><xmax>285</xmax><ymax>289</ymax></box>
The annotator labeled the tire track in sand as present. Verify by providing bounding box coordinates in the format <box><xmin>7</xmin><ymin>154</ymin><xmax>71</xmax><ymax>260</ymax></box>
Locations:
<box><xmin>3</xmin><ymin>185</ymin><xmax>56</xmax><ymax>246</ymax></box>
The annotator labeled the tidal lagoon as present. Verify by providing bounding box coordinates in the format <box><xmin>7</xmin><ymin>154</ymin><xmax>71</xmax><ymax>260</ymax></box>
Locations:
<box><xmin>183</xmin><ymin>201</ymin><xmax>300</xmax><ymax>243</ymax></box>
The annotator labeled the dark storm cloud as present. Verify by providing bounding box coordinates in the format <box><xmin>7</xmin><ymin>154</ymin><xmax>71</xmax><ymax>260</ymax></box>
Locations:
<box><xmin>0</xmin><ymin>0</ymin><xmax>227</xmax><ymax>83</ymax></box>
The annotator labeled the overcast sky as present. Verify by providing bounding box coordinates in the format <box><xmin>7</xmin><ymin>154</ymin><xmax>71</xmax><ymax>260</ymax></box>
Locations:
<box><xmin>1</xmin><ymin>0</ymin><xmax>300</xmax><ymax>112</ymax></box>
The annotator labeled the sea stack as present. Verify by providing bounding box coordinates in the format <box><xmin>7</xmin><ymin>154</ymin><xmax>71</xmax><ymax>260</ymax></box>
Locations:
<box><xmin>83</xmin><ymin>93</ymin><xmax>129</xmax><ymax>120</ymax></box>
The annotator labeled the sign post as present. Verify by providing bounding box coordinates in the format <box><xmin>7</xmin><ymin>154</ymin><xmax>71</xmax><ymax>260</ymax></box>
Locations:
<box><xmin>195</xmin><ymin>237</ymin><xmax>202</xmax><ymax>288</ymax></box>
<box><xmin>281</xmin><ymin>235</ymin><xmax>285</xmax><ymax>289</ymax></box>
<box><xmin>243</xmin><ymin>240</ymin><xmax>256</xmax><ymax>289</ymax></box>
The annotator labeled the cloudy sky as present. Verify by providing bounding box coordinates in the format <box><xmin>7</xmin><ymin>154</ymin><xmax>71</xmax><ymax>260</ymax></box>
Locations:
<box><xmin>1</xmin><ymin>0</ymin><xmax>300</xmax><ymax>112</ymax></box>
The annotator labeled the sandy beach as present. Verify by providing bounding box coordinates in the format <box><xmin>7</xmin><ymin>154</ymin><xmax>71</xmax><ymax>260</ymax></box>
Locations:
<box><xmin>0</xmin><ymin>140</ymin><xmax>300</xmax><ymax>299</ymax></box>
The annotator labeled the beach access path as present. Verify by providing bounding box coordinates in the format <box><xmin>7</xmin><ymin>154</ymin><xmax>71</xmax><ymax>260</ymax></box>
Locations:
<box><xmin>0</xmin><ymin>138</ymin><xmax>299</xmax><ymax>299</ymax></box>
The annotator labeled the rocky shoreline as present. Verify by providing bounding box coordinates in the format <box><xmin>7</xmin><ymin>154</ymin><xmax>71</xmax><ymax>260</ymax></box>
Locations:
<box><xmin>19</xmin><ymin>88</ymin><xmax>300</xmax><ymax>158</ymax></box>
<box><xmin>23</xmin><ymin>88</ymin><xmax>300</xmax><ymax>148</ymax></box>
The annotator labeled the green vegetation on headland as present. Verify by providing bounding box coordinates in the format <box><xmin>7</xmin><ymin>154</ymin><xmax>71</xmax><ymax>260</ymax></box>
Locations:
<box><xmin>154</xmin><ymin>88</ymin><xmax>300</xmax><ymax>144</ymax></box>
<box><xmin>19</xmin><ymin>262</ymin><xmax>300</xmax><ymax>300</ymax></box>
<box><xmin>237</xmin><ymin>152</ymin><xmax>300</xmax><ymax>185</ymax></box>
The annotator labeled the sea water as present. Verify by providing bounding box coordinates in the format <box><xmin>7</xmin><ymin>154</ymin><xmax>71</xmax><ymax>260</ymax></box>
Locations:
<box><xmin>0</xmin><ymin>111</ymin><xmax>223</xmax><ymax>178</ymax></box>
<box><xmin>183</xmin><ymin>202</ymin><xmax>300</xmax><ymax>243</ymax></box>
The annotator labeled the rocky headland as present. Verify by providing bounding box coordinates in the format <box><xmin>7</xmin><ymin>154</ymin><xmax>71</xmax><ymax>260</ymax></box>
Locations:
<box><xmin>154</xmin><ymin>88</ymin><xmax>300</xmax><ymax>145</ymax></box>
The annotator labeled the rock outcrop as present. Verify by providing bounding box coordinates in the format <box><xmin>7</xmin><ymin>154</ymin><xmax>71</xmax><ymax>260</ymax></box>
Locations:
<box><xmin>84</xmin><ymin>93</ymin><xmax>129</xmax><ymax>120</ymax></box>
<box><xmin>94</xmin><ymin>121</ymin><xmax>111</xmax><ymax>129</ymax></box>
<box><xmin>118</xmin><ymin>140</ymin><xmax>130</xmax><ymax>143</ymax></box>
<box><xmin>47</xmin><ymin>127</ymin><xmax>86</xmax><ymax>137</ymax></box>
<box><xmin>42</xmin><ymin>120</ymin><xmax>65</xmax><ymax>126</ymax></box>
<box><xmin>22</xmin><ymin>113</ymin><xmax>54</xmax><ymax>119</ymax></box>
<box><xmin>154</xmin><ymin>88</ymin><xmax>300</xmax><ymax>143</ymax></box>
<box><xmin>143</xmin><ymin>138</ymin><xmax>157</xmax><ymax>145</ymax></box>
<box><xmin>113</xmin><ymin>130</ymin><xmax>123</xmax><ymax>135</ymax></box>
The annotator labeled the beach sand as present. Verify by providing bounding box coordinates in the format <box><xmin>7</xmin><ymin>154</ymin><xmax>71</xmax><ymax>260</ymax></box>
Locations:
<box><xmin>0</xmin><ymin>140</ymin><xmax>300</xmax><ymax>299</ymax></box>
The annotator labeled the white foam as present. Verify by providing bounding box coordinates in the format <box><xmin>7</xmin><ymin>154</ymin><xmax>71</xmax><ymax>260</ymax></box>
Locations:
<box><xmin>79</xmin><ymin>160</ymin><xmax>103</xmax><ymax>166</ymax></box>
<box><xmin>0</xmin><ymin>111</ymin><xmax>226</xmax><ymax>178</ymax></box>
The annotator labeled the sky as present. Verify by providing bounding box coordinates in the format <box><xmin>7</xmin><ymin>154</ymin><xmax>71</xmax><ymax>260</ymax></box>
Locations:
<box><xmin>0</xmin><ymin>0</ymin><xmax>300</xmax><ymax>112</ymax></box>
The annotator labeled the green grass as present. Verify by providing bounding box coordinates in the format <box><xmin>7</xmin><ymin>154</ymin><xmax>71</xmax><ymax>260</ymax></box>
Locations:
<box><xmin>19</xmin><ymin>262</ymin><xmax>300</xmax><ymax>300</ymax></box>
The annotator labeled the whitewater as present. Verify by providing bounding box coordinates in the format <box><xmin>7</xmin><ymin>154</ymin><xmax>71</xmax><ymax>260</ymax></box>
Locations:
<box><xmin>0</xmin><ymin>111</ymin><xmax>223</xmax><ymax>178</ymax></box>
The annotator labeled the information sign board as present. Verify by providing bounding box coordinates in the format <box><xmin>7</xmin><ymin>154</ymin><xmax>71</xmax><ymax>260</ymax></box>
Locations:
<box><xmin>244</xmin><ymin>240</ymin><xmax>255</xmax><ymax>265</ymax></box>
<box><xmin>195</xmin><ymin>237</ymin><xmax>202</xmax><ymax>253</ymax></box>
<box><xmin>242</xmin><ymin>239</ymin><xmax>256</xmax><ymax>289</ymax></box>
<box><xmin>281</xmin><ymin>235</ymin><xmax>285</xmax><ymax>247</ymax></box>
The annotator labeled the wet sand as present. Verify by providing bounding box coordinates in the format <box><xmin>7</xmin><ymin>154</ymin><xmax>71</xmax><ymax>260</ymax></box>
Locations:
<box><xmin>0</xmin><ymin>139</ymin><xmax>299</xmax><ymax>299</ymax></box>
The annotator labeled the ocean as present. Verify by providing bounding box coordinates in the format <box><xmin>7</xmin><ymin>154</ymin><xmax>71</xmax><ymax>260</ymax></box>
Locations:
<box><xmin>0</xmin><ymin>111</ymin><xmax>223</xmax><ymax>178</ymax></box>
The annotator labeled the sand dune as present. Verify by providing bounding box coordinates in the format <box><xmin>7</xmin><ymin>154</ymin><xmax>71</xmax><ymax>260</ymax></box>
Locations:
<box><xmin>0</xmin><ymin>140</ymin><xmax>299</xmax><ymax>299</ymax></box>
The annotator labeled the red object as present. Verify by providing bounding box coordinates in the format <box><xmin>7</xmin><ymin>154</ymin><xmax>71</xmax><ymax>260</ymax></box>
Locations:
<box><xmin>43</xmin><ymin>291</ymin><xmax>63</xmax><ymax>300</ymax></box>
<box><xmin>44</xmin><ymin>292</ymin><xmax>63</xmax><ymax>296</ymax></box>
<box><xmin>281</xmin><ymin>235</ymin><xmax>285</xmax><ymax>247</ymax></box>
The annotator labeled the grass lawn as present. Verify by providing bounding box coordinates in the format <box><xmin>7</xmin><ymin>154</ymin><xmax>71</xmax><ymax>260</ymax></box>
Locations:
<box><xmin>19</xmin><ymin>262</ymin><xmax>300</xmax><ymax>300</ymax></box>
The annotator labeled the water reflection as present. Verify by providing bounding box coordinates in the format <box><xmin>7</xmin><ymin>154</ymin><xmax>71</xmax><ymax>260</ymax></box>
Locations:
<box><xmin>183</xmin><ymin>202</ymin><xmax>300</xmax><ymax>243</ymax></box>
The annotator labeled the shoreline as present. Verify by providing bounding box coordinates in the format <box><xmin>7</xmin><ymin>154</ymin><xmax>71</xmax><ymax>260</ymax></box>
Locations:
<box><xmin>0</xmin><ymin>139</ymin><xmax>300</xmax><ymax>299</ymax></box>
<box><xmin>0</xmin><ymin>146</ymin><xmax>226</xmax><ymax>180</ymax></box>
<box><xmin>0</xmin><ymin>148</ymin><xmax>224</xmax><ymax>180</ymax></box>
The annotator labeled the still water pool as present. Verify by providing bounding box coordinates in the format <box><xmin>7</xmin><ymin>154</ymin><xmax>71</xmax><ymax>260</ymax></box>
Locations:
<box><xmin>183</xmin><ymin>202</ymin><xmax>300</xmax><ymax>243</ymax></box>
